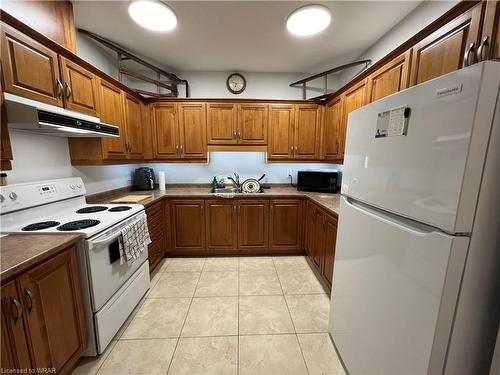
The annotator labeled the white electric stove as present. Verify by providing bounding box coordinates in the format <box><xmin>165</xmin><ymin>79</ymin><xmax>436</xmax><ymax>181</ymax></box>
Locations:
<box><xmin>0</xmin><ymin>177</ymin><xmax>151</xmax><ymax>356</ymax></box>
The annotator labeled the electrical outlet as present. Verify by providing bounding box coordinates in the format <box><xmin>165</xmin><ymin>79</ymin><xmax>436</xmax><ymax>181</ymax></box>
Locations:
<box><xmin>286</xmin><ymin>168</ymin><xmax>292</xmax><ymax>178</ymax></box>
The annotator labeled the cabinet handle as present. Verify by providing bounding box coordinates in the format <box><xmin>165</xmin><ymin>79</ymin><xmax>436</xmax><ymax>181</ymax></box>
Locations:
<box><xmin>65</xmin><ymin>82</ymin><xmax>72</xmax><ymax>99</ymax></box>
<box><xmin>462</xmin><ymin>42</ymin><xmax>476</xmax><ymax>68</ymax></box>
<box><xmin>25</xmin><ymin>289</ymin><xmax>35</xmax><ymax>313</ymax></box>
<box><xmin>477</xmin><ymin>36</ymin><xmax>489</xmax><ymax>62</ymax></box>
<box><xmin>233</xmin><ymin>131</ymin><xmax>238</xmax><ymax>139</ymax></box>
<box><xmin>10</xmin><ymin>297</ymin><xmax>22</xmax><ymax>322</ymax></box>
<box><xmin>291</xmin><ymin>145</ymin><xmax>294</xmax><ymax>155</ymax></box>
<box><xmin>233</xmin><ymin>205</ymin><xmax>237</xmax><ymax>215</ymax></box>
<box><xmin>180</xmin><ymin>144</ymin><xmax>183</xmax><ymax>154</ymax></box>
<box><xmin>56</xmin><ymin>79</ymin><xmax>64</xmax><ymax>99</ymax></box>
<box><xmin>336</xmin><ymin>141</ymin><xmax>339</xmax><ymax>154</ymax></box>
<box><xmin>176</xmin><ymin>144</ymin><xmax>179</xmax><ymax>154</ymax></box>
<box><xmin>237</xmin><ymin>130</ymin><xmax>241</xmax><ymax>139</ymax></box>
<box><xmin>294</xmin><ymin>145</ymin><xmax>298</xmax><ymax>154</ymax></box>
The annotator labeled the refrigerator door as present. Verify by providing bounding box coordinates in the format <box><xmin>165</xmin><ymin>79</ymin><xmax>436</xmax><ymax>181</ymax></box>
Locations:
<box><xmin>342</xmin><ymin>62</ymin><xmax>500</xmax><ymax>233</ymax></box>
<box><xmin>330</xmin><ymin>196</ymin><xmax>469</xmax><ymax>375</ymax></box>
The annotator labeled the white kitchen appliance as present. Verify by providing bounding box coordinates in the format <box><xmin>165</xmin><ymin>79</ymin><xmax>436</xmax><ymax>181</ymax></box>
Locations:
<box><xmin>0</xmin><ymin>178</ymin><xmax>151</xmax><ymax>356</ymax></box>
<box><xmin>329</xmin><ymin>61</ymin><xmax>500</xmax><ymax>375</ymax></box>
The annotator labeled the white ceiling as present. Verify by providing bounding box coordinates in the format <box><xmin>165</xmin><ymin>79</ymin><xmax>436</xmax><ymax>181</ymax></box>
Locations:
<box><xmin>73</xmin><ymin>1</ymin><xmax>421</xmax><ymax>74</ymax></box>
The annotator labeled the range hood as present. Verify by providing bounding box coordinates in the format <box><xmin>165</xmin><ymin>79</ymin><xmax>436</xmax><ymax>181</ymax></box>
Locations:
<box><xmin>4</xmin><ymin>93</ymin><xmax>119</xmax><ymax>137</ymax></box>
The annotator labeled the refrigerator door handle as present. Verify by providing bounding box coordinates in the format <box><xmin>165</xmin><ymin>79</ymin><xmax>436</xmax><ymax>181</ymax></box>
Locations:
<box><xmin>343</xmin><ymin>196</ymin><xmax>445</xmax><ymax>236</ymax></box>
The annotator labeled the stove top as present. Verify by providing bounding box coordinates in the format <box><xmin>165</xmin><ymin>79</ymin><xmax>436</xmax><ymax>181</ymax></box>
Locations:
<box><xmin>22</xmin><ymin>221</ymin><xmax>60</xmax><ymax>231</ymax></box>
<box><xmin>76</xmin><ymin>206</ymin><xmax>108</xmax><ymax>214</ymax></box>
<box><xmin>57</xmin><ymin>219</ymin><xmax>101</xmax><ymax>231</ymax></box>
<box><xmin>0</xmin><ymin>178</ymin><xmax>144</xmax><ymax>239</ymax></box>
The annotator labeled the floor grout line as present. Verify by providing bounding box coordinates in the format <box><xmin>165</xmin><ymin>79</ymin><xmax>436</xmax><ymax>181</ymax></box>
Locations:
<box><xmin>272</xmin><ymin>256</ymin><xmax>311</xmax><ymax>375</ymax></box>
<box><xmin>164</xmin><ymin>258</ymin><xmax>205</xmax><ymax>375</ymax></box>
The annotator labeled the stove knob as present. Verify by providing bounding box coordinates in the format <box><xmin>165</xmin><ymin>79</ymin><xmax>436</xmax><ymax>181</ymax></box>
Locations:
<box><xmin>9</xmin><ymin>192</ymin><xmax>17</xmax><ymax>200</ymax></box>
<box><xmin>76</xmin><ymin>183</ymin><xmax>82</xmax><ymax>189</ymax></box>
<box><xmin>0</xmin><ymin>194</ymin><xmax>4</xmax><ymax>203</ymax></box>
<box><xmin>70</xmin><ymin>184</ymin><xmax>76</xmax><ymax>190</ymax></box>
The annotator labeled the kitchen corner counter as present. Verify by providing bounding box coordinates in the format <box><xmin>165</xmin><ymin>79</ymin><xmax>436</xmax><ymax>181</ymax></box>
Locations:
<box><xmin>87</xmin><ymin>185</ymin><xmax>341</xmax><ymax>216</ymax></box>
<box><xmin>0</xmin><ymin>234</ymin><xmax>82</xmax><ymax>282</ymax></box>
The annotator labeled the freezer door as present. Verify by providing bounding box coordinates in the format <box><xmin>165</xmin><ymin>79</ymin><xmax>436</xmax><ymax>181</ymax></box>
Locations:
<box><xmin>330</xmin><ymin>196</ymin><xmax>469</xmax><ymax>375</ymax></box>
<box><xmin>342</xmin><ymin>62</ymin><xmax>500</xmax><ymax>233</ymax></box>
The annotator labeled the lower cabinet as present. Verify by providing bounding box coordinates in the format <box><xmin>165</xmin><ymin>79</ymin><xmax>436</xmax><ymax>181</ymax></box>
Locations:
<box><xmin>237</xmin><ymin>200</ymin><xmax>269</xmax><ymax>251</ymax></box>
<box><xmin>170</xmin><ymin>200</ymin><xmax>206</xmax><ymax>251</ymax></box>
<box><xmin>305</xmin><ymin>201</ymin><xmax>339</xmax><ymax>290</ymax></box>
<box><xmin>1</xmin><ymin>246</ymin><xmax>87</xmax><ymax>374</ymax></box>
<box><xmin>269</xmin><ymin>199</ymin><xmax>303</xmax><ymax>251</ymax></box>
<box><xmin>146</xmin><ymin>200</ymin><xmax>166</xmax><ymax>271</ymax></box>
<box><xmin>205</xmin><ymin>200</ymin><xmax>238</xmax><ymax>251</ymax></box>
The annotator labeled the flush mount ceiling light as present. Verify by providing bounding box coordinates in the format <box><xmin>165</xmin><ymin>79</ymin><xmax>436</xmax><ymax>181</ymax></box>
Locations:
<box><xmin>286</xmin><ymin>4</ymin><xmax>331</xmax><ymax>36</ymax></box>
<box><xmin>128</xmin><ymin>0</ymin><xmax>177</xmax><ymax>32</ymax></box>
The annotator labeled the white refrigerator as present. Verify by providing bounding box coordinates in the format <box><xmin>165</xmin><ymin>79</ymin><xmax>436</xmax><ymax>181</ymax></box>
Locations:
<box><xmin>329</xmin><ymin>61</ymin><xmax>500</xmax><ymax>375</ymax></box>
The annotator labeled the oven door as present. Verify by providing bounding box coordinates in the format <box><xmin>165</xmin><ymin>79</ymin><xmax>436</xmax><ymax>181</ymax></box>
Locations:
<box><xmin>85</xmin><ymin>211</ymin><xmax>150</xmax><ymax>312</ymax></box>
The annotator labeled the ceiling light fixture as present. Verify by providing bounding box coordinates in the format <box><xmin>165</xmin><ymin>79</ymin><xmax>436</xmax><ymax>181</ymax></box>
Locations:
<box><xmin>286</xmin><ymin>5</ymin><xmax>331</xmax><ymax>36</ymax></box>
<box><xmin>128</xmin><ymin>0</ymin><xmax>177</xmax><ymax>32</ymax></box>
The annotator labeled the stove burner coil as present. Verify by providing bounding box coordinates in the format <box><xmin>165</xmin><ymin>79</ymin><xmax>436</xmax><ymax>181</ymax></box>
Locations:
<box><xmin>57</xmin><ymin>219</ymin><xmax>100</xmax><ymax>231</ymax></box>
<box><xmin>22</xmin><ymin>221</ymin><xmax>60</xmax><ymax>231</ymax></box>
<box><xmin>108</xmin><ymin>206</ymin><xmax>132</xmax><ymax>212</ymax></box>
<box><xmin>76</xmin><ymin>206</ymin><xmax>108</xmax><ymax>214</ymax></box>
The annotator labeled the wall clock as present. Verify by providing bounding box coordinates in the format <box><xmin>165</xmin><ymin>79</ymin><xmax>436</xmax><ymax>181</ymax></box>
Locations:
<box><xmin>226</xmin><ymin>73</ymin><xmax>246</xmax><ymax>94</ymax></box>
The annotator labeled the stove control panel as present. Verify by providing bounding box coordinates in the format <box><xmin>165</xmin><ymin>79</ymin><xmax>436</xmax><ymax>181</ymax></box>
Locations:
<box><xmin>0</xmin><ymin>177</ymin><xmax>86</xmax><ymax>214</ymax></box>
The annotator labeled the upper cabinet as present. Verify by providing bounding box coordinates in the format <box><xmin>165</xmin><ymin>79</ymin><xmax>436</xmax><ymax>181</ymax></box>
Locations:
<box><xmin>59</xmin><ymin>56</ymin><xmax>99</xmax><ymax>117</ymax></box>
<box><xmin>267</xmin><ymin>103</ymin><xmax>322</xmax><ymax>161</ymax></box>
<box><xmin>151</xmin><ymin>102</ymin><xmax>207</xmax><ymax>161</ymax></box>
<box><xmin>123</xmin><ymin>93</ymin><xmax>144</xmax><ymax>159</ymax></box>
<box><xmin>366</xmin><ymin>50</ymin><xmax>411</xmax><ymax>103</ymax></box>
<box><xmin>481</xmin><ymin>0</ymin><xmax>500</xmax><ymax>60</ymax></box>
<box><xmin>340</xmin><ymin>79</ymin><xmax>367</xmax><ymax>157</ymax></box>
<box><xmin>207</xmin><ymin>103</ymin><xmax>268</xmax><ymax>146</ymax></box>
<box><xmin>1</xmin><ymin>91</ymin><xmax>13</xmax><ymax>170</ymax></box>
<box><xmin>1</xmin><ymin>23</ymin><xmax>63</xmax><ymax>107</ymax></box>
<box><xmin>409</xmin><ymin>2</ymin><xmax>484</xmax><ymax>86</ymax></box>
<box><xmin>322</xmin><ymin>96</ymin><xmax>343</xmax><ymax>161</ymax></box>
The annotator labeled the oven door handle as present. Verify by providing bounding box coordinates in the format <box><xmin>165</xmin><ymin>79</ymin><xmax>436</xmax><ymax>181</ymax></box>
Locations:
<box><xmin>91</xmin><ymin>233</ymin><xmax>122</xmax><ymax>246</ymax></box>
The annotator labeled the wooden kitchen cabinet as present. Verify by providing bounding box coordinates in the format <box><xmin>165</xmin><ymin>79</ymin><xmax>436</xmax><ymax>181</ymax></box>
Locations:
<box><xmin>0</xmin><ymin>246</ymin><xmax>87</xmax><ymax>374</ymax></box>
<box><xmin>481</xmin><ymin>0</ymin><xmax>500</xmax><ymax>60</ymax></box>
<box><xmin>322</xmin><ymin>96</ymin><xmax>343</xmax><ymax>161</ymax></box>
<box><xmin>0</xmin><ymin>22</ymin><xmax>63</xmax><ymax>107</ymax></box>
<box><xmin>305</xmin><ymin>202</ymin><xmax>338</xmax><ymax>291</ymax></box>
<box><xmin>269</xmin><ymin>199</ymin><xmax>303</xmax><ymax>251</ymax></box>
<box><xmin>1</xmin><ymin>281</ymin><xmax>31</xmax><ymax>372</ymax></box>
<box><xmin>170</xmin><ymin>200</ymin><xmax>206</xmax><ymax>251</ymax></box>
<box><xmin>267</xmin><ymin>104</ymin><xmax>295</xmax><ymax>160</ymax></box>
<box><xmin>268</xmin><ymin>104</ymin><xmax>321</xmax><ymax>161</ymax></box>
<box><xmin>146</xmin><ymin>200</ymin><xmax>166</xmax><ymax>271</ymax></box>
<box><xmin>340</xmin><ymin>79</ymin><xmax>367</xmax><ymax>157</ymax></box>
<box><xmin>123</xmin><ymin>92</ymin><xmax>144</xmax><ymax>159</ymax></box>
<box><xmin>237</xmin><ymin>104</ymin><xmax>268</xmax><ymax>145</ymax></box>
<box><xmin>409</xmin><ymin>2</ymin><xmax>484</xmax><ymax>86</ymax></box>
<box><xmin>151</xmin><ymin>102</ymin><xmax>207</xmax><ymax>161</ymax></box>
<box><xmin>367</xmin><ymin>50</ymin><xmax>411</xmax><ymax>103</ymax></box>
<box><xmin>237</xmin><ymin>199</ymin><xmax>269</xmax><ymax>251</ymax></box>
<box><xmin>59</xmin><ymin>56</ymin><xmax>99</xmax><ymax>117</ymax></box>
<box><xmin>207</xmin><ymin>103</ymin><xmax>238</xmax><ymax>144</ymax></box>
<box><xmin>98</xmin><ymin>80</ymin><xmax>127</xmax><ymax>158</ymax></box>
<box><xmin>1</xmin><ymin>91</ymin><xmax>13</xmax><ymax>170</ymax></box>
<box><xmin>178</xmin><ymin>102</ymin><xmax>207</xmax><ymax>159</ymax></box>
<box><xmin>205</xmin><ymin>200</ymin><xmax>238</xmax><ymax>251</ymax></box>
<box><xmin>152</xmin><ymin>103</ymin><xmax>179</xmax><ymax>159</ymax></box>
<box><xmin>294</xmin><ymin>104</ymin><xmax>322</xmax><ymax>160</ymax></box>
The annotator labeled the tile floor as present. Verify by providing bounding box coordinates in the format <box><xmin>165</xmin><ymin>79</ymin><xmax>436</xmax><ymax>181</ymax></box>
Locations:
<box><xmin>72</xmin><ymin>256</ymin><xmax>345</xmax><ymax>375</ymax></box>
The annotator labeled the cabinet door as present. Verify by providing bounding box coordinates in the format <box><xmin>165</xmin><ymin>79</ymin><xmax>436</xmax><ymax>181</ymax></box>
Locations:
<box><xmin>237</xmin><ymin>104</ymin><xmax>268</xmax><ymax>144</ymax></box>
<box><xmin>207</xmin><ymin>103</ymin><xmax>237</xmax><ymax>144</ymax></box>
<box><xmin>59</xmin><ymin>56</ymin><xmax>99</xmax><ymax>116</ymax></box>
<box><xmin>367</xmin><ymin>50</ymin><xmax>411</xmax><ymax>103</ymax></box>
<box><xmin>171</xmin><ymin>200</ymin><xmax>205</xmax><ymax>250</ymax></box>
<box><xmin>18</xmin><ymin>247</ymin><xmax>86</xmax><ymax>374</ymax></box>
<box><xmin>0</xmin><ymin>23</ymin><xmax>63</xmax><ymax>107</ymax></box>
<box><xmin>98</xmin><ymin>80</ymin><xmax>127</xmax><ymax>158</ymax></box>
<box><xmin>178</xmin><ymin>103</ymin><xmax>207</xmax><ymax>159</ymax></box>
<box><xmin>146</xmin><ymin>201</ymin><xmax>165</xmax><ymax>272</ymax></box>
<box><xmin>409</xmin><ymin>3</ymin><xmax>484</xmax><ymax>86</ymax></box>
<box><xmin>269</xmin><ymin>199</ymin><xmax>302</xmax><ymax>251</ymax></box>
<box><xmin>205</xmin><ymin>201</ymin><xmax>237</xmax><ymax>250</ymax></box>
<box><xmin>322</xmin><ymin>96</ymin><xmax>343</xmax><ymax>161</ymax></box>
<box><xmin>268</xmin><ymin>104</ymin><xmax>294</xmax><ymax>160</ymax></box>
<box><xmin>152</xmin><ymin>103</ymin><xmax>180</xmax><ymax>159</ymax></box>
<box><xmin>481</xmin><ymin>0</ymin><xmax>500</xmax><ymax>60</ymax></box>
<box><xmin>123</xmin><ymin>93</ymin><xmax>144</xmax><ymax>159</ymax></box>
<box><xmin>322</xmin><ymin>213</ymin><xmax>338</xmax><ymax>288</ymax></box>
<box><xmin>304</xmin><ymin>201</ymin><xmax>315</xmax><ymax>258</ymax></box>
<box><xmin>1</xmin><ymin>91</ymin><xmax>13</xmax><ymax>170</ymax></box>
<box><xmin>310</xmin><ymin>207</ymin><xmax>324</xmax><ymax>270</ymax></box>
<box><xmin>341</xmin><ymin>79</ymin><xmax>367</xmax><ymax>157</ymax></box>
<box><xmin>1</xmin><ymin>281</ymin><xmax>32</xmax><ymax>372</ymax></box>
<box><xmin>294</xmin><ymin>104</ymin><xmax>321</xmax><ymax>160</ymax></box>
<box><xmin>237</xmin><ymin>200</ymin><xmax>269</xmax><ymax>251</ymax></box>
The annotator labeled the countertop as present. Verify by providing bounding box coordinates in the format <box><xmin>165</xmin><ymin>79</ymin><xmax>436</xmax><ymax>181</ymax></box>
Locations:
<box><xmin>88</xmin><ymin>185</ymin><xmax>341</xmax><ymax>216</ymax></box>
<box><xmin>0</xmin><ymin>234</ymin><xmax>82</xmax><ymax>282</ymax></box>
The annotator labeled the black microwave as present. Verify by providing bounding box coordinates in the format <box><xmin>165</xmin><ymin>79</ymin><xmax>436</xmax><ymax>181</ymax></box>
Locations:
<box><xmin>297</xmin><ymin>170</ymin><xmax>341</xmax><ymax>193</ymax></box>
